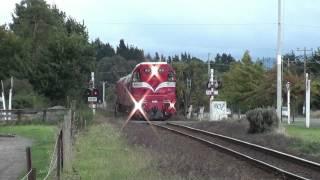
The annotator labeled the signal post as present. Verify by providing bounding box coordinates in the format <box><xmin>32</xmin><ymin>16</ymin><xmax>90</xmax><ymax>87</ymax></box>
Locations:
<box><xmin>87</xmin><ymin>72</ymin><xmax>99</xmax><ymax>115</ymax></box>
<box><xmin>206</xmin><ymin>69</ymin><xmax>219</xmax><ymax>121</ymax></box>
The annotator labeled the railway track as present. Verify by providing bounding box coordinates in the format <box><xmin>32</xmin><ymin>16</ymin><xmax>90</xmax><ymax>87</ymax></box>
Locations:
<box><xmin>151</xmin><ymin>122</ymin><xmax>320</xmax><ymax>180</ymax></box>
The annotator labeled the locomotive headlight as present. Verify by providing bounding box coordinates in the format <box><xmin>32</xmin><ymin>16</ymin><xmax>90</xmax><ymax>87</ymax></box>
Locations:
<box><xmin>144</xmin><ymin>68</ymin><xmax>151</xmax><ymax>73</ymax></box>
<box><xmin>150</xmin><ymin>65</ymin><xmax>158</xmax><ymax>76</ymax></box>
<box><xmin>169</xmin><ymin>101</ymin><xmax>176</xmax><ymax>110</ymax></box>
<box><xmin>123</xmin><ymin>87</ymin><xmax>150</xmax><ymax>124</ymax></box>
<box><xmin>147</xmin><ymin>65</ymin><xmax>162</xmax><ymax>81</ymax></box>
<box><xmin>158</xmin><ymin>68</ymin><xmax>164</xmax><ymax>73</ymax></box>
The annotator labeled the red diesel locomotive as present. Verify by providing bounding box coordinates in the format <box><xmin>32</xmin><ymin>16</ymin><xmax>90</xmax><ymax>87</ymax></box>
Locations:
<box><xmin>115</xmin><ymin>62</ymin><xmax>176</xmax><ymax>120</ymax></box>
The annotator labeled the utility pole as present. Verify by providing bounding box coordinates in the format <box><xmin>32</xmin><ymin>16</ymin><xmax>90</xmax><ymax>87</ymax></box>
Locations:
<box><xmin>296</xmin><ymin>47</ymin><xmax>313</xmax><ymax>79</ymax></box>
<box><xmin>286</xmin><ymin>82</ymin><xmax>290</xmax><ymax>124</ymax></box>
<box><xmin>102</xmin><ymin>81</ymin><xmax>107</xmax><ymax>108</ymax></box>
<box><xmin>306</xmin><ymin>73</ymin><xmax>311</xmax><ymax>128</ymax></box>
<box><xmin>8</xmin><ymin>77</ymin><xmax>13</xmax><ymax>120</ymax></box>
<box><xmin>186</xmin><ymin>78</ymin><xmax>192</xmax><ymax>118</ymax></box>
<box><xmin>209</xmin><ymin>69</ymin><xmax>214</xmax><ymax>121</ymax></box>
<box><xmin>276</xmin><ymin>0</ymin><xmax>283</xmax><ymax>121</ymax></box>
<box><xmin>296</xmin><ymin>48</ymin><xmax>313</xmax><ymax>85</ymax></box>
<box><xmin>296</xmin><ymin>47</ymin><xmax>313</xmax><ymax>115</ymax></box>
<box><xmin>1</xmin><ymin>80</ymin><xmax>6</xmax><ymax>120</ymax></box>
<box><xmin>208</xmin><ymin>53</ymin><xmax>211</xmax><ymax>77</ymax></box>
<box><xmin>91</xmin><ymin>72</ymin><xmax>96</xmax><ymax>115</ymax></box>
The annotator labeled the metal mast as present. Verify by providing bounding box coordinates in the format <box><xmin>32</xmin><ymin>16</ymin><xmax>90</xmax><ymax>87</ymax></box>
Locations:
<box><xmin>276</xmin><ymin>0</ymin><xmax>282</xmax><ymax>120</ymax></box>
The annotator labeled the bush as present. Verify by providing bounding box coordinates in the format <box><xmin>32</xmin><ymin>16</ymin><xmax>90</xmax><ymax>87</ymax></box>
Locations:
<box><xmin>246</xmin><ymin>108</ymin><xmax>279</xmax><ymax>133</ymax></box>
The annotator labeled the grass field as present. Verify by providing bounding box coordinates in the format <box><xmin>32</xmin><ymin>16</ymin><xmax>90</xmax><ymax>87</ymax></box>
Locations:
<box><xmin>0</xmin><ymin>125</ymin><xmax>57</xmax><ymax>179</ymax></box>
<box><xmin>69</xmin><ymin>123</ymin><xmax>176</xmax><ymax>180</ymax></box>
<box><xmin>285</xmin><ymin>124</ymin><xmax>320</xmax><ymax>156</ymax></box>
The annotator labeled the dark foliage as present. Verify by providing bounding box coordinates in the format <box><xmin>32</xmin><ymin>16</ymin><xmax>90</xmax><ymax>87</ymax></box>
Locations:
<box><xmin>246</xmin><ymin>108</ymin><xmax>279</xmax><ymax>133</ymax></box>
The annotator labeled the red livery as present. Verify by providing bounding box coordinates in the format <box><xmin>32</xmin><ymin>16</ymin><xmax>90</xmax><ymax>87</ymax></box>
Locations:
<box><xmin>115</xmin><ymin>62</ymin><xmax>176</xmax><ymax>120</ymax></box>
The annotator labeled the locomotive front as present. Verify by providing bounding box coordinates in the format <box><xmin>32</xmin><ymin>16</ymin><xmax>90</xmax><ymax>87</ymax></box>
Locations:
<box><xmin>130</xmin><ymin>62</ymin><xmax>176</xmax><ymax>120</ymax></box>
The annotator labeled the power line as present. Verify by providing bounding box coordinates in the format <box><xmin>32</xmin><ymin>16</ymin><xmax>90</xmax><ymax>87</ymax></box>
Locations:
<box><xmin>85</xmin><ymin>21</ymin><xmax>320</xmax><ymax>29</ymax></box>
<box><xmin>85</xmin><ymin>22</ymin><xmax>277</xmax><ymax>26</ymax></box>
<box><xmin>296</xmin><ymin>47</ymin><xmax>313</xmax><ymax>78</ymax></box>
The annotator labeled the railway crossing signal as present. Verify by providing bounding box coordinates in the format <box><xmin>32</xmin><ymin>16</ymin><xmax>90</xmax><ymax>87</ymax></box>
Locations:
<box><xmin>86</xmin><ymin>88</ymin><xmax>99</xmax><ymax>102</ymax></box>
<box><xmin>87</xmin><ymin>72</ymin><xmax>98</xmax><ymax>115</ymax></box>
<box><xmin>206</xmin><ymin>77</ymin><xmax>220</xmax><ymax>96</ymax></box>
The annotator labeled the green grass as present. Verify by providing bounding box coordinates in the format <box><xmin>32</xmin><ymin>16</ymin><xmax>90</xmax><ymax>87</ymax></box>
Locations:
<box><xmin>285</xmin><ymin>124</ymin><xmax>320</xmax><ymax>156</ymax></box>
<box><xmin>0</xmin><ymin>125</ymin><xmax>57</xmax><ymax>179</ymax></box>
<box><xmin>68</xmin><ymin>123</ymin><xmax>173</xmax><ymax>180</ymax></box>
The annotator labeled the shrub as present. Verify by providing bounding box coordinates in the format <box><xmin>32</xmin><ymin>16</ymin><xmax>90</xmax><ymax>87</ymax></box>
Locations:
<box><xmin>246</xmin><ymin>108</ymin><xmax>279</xmax><ymax>133</ymax></box>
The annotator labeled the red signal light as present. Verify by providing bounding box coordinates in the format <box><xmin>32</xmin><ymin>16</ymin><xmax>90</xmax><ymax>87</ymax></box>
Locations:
<box><xmin>92</xmin><ymin>88</ymin><xmax>99</xmax><ymax>97</ymax></box>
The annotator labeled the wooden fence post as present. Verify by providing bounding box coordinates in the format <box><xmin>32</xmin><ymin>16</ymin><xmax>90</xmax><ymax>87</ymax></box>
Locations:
<box><xmin>26</xmin><ymin>147</ymin><xmax>36</xmax><ymax>180</ymax></box>
<box><xmin>26</xmin><ymin>147</ymin><xmax>31</xmax><ymax>175</ymax></box>
<box><xmin>17</xmin><ymin>110</ymin><xmax>22</xmax><ymax>121</ymax></box>
<box><xmin>30</xmin><ymin>168</ymin><xmax>36</xmax><ymax>180</ymax></box>
<box><xmin>57</xmin><ymin>131</ymin><xmax>61</xmax><ymax>180</ymax></box>
<box><xmin>62</xmin><ymin>110</ymin><xmax>72</xmax><ymax>172</ymax></box>
<box><xmin>42</xmin><ymin>110</ymin><xmax>47</xmax><ymax>122</ymax></box>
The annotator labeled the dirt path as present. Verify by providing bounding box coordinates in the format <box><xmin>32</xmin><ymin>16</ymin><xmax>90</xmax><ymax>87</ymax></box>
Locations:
<box><xmin>0</xmin><ymin>136</ymin><xmax>32</xmax><ymax>180</ymax></box>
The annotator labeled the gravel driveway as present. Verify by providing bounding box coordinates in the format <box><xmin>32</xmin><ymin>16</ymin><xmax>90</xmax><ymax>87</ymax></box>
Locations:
<box><xmin>0</xmin><ymin>136</ymin><xmax>32</xmax><ymax>180</ymax></box>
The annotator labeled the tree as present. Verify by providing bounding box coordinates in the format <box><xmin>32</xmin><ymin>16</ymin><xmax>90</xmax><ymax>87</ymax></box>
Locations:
<box><xmin>172</xmin><ymin>54</ymin><xmax>179</xmax><ymax>62</ymax></box>
<box><xmin>241</xmin><ymin>50</ymin><xmax>252</xmax><ymax>64</ymax></box>
<box><xmin>167</xmin><ymin>56</ymin><xmax>172</xmax><ymax>64</ymax></box>
<box><xmin>0</xmin><ymin>26</ymin><xmax>27</xmax><ymax>80</ymax></box>
<box><xmin>220</xmin><ymin>51</ymin><xmax>266</xmax><ymax>112</ymax></box>
<box><xmin>96</xmin><ymin>55</ymin><xmax>135</xmax><ymax>84</ymax></box>
<box><xmin>116</xmin><ymin>39</ymin><xmax>144</xmax><ymax>61</ymax></box>
<box><xmin>308</xmin><ymin>48</ymin><xmax>320</xmax><ymax>77</ymax></box>
<box><xmin>145</xmin><ymin>53</ymin><xmax>152</xmax><ymax>61</ymax></box>
<box><xmin>155</xmin><ymin>52</ymin><xmax>160</xmax><ymax>61</ymax></box>
<box><xmin>92</xmin><ymin>38</ymin><xmax>115</xmax><ymax>61</ymax></box>
<box><xmin>7</xmin><ymin>0</ymin><xmax>95</xmax><ymax>103</ymax></box>
<box><xmin>213</xmin><ymin>53</ymin><xmax>235</xmax><ymax>74</ymax></box>
<box><xmin>172</xmin><ymin>59</ymin><xmax>208</xmax><ymax>114</ymax></box>
<box><xmin>116</xmin><ymin>39</ymin><xmax>128</xmax><ymax>58</ymax></box>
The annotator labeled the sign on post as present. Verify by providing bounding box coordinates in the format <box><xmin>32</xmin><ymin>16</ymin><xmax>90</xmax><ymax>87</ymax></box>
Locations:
<box><xmin>206</xmin><ymin>90</ymin><xmax>218</xmax><ymax>96</ymax></box>
<box><xmin>210</xmin><ymin>101</ymin><xmax>227</xmax><ymax>121</ymax></box>
<box><xmin>88</xmin><ymin>97</ymin><xmax>97</xmax><ymax>102</ymax></box>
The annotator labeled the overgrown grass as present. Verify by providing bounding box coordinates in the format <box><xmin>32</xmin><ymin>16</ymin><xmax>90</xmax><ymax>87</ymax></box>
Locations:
<box><xmin>285</xmin><ymin>125</ymin><xmax>320</xmax><ymax>156</ymax></box>
<box><xmin>0</xmin><ymin>125</ymin><xmax>57</xmax><ymax>179</ymax></box>
<box><xmin>68</xmin><ymin>123</ymin><xmax>172</xmax><ymax>180</ymax></box>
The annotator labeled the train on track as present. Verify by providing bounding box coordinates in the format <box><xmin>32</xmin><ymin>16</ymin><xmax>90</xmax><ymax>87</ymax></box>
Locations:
<box><xmin>115</xmin><ymin>62</ymin><xmax>176</xmax><ymax>120</ymax></box>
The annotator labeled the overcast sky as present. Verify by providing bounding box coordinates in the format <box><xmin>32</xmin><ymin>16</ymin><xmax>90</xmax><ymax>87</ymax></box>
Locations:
<box><xmin>1</xmin><ymin>0</ymin><xmax>320</xmax><ymax>59</ymax></box>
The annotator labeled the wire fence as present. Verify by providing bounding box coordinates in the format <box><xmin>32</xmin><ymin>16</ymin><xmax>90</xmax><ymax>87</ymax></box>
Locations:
<box><xmin>20</xmin><ymin>169</ymin><xmax>33</xmax><ymax>180</ymax></box>
<box><xmin>16</xmin><ymin>106</ymin><xmax>90</xmax><ymax>180</ymax></box>
<box><xmin>0</xmin><ymin>108</ymin><xmax>68</xmax><ymax>122</ymax></box>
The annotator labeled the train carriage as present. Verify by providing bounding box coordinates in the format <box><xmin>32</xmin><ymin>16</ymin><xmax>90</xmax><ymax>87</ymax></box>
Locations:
<box><xmin>115</xmin><ymin>62</ymin><xmax>176</xmax><ymax>120</ymax></box>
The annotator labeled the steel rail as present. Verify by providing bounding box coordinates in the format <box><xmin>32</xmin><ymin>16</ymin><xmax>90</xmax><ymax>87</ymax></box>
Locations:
<box><xmin>167</xmin><ymin>122</ymin><xmax>320</xmax><ymax>172</ymax></box>
<box><xmin>152</xmin><ymin>123</ymin><xmax>310</xmax><ymax>180</ymax></box>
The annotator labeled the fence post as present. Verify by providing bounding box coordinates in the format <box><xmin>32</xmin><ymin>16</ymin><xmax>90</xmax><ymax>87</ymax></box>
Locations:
<box><xmin>30</xmin><ymin>168</ymin><xmax>36</xmax><ymax>180</ymax></box>
<box><xmin>42</xmin><ymin>109</ymin><xmax>47</xmax><ymax>122</ymax></box>
<box><xmin>17</xmin><ymin>110</ymin><xmax>22</xmax><ymax>121</ymax></box>
<box><xmin>62</xmin><ymin>110</ymin><xmax>72</xmax><ymax>172</ymax></box>
<box><xmin>61</xmin><ymin>130</ymin><xmax>64</xmax><ymax>170</ymax></box>
<box><xmin>26</xmin><ymin>147</ymin><xmax>34</xmax><ymax>180</ymax></box>
<box><xmin>57</xmin><ymin>131</ymin><xmax>61</xmax><ymax>180</ymax></box>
